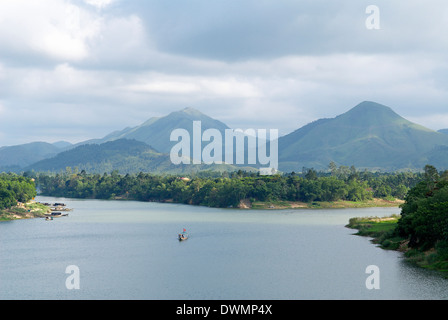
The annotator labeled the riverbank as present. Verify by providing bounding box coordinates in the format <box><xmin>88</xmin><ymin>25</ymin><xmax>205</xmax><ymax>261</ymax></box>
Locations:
<box><xmin>0</xmin><ymin>201</ymin><xmax>51</xmax><ymax>221</ymax></box>
<box><xmin>39</xmin><ymin>193</ymin><xmax>404</xmax><ymax>211</ymax></box>
<box><xmin>246</xmin><ymin>198</ymin><xmax>404</xmax><ymax>210</ymax></box>
<box><xmin>346</xmin><ymin>215</ymin><xmax>448</xmax><ymax>276</ymax></box>
<box><xmin>112</xmin><ymin>196</ymin><xmax>404</xmax><ymax>210</ymax></box>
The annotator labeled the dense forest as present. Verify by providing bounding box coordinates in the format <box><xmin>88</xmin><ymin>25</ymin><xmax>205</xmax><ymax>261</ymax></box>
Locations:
<box><xmin>347</xmin><ymin>165</ymin><xmax>448</xmax><ymax>272</ymax></box>
<box><xmin>0</xmin><ymin>173</ymin><xmax>37</xmax><ymax>209</ymax></box>
<box><xmin>34</xmin><ymin>164</ymin><xmax>424</xmax><ymax>208</ymax></box>
<box><xmin>397</xmin><ymin>165</ymin><xmax>448</xmax><ymax>250</ymax></box>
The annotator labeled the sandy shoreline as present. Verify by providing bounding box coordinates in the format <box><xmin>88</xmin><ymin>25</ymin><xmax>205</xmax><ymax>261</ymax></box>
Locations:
<box><xmin>242</xmin><ymin>198</ymin><xmax>404</xmax><ymax>210</ymax></box>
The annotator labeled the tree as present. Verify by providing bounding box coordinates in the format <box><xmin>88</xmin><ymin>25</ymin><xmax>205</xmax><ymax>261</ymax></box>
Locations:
<box><xmin>398</xmin><ymin>166</ymin><xmax>448</xmax><ymax>249</ymax></box>
<box><xmin>304</xmin><ymin>168</ymin><xmax>318</xmax><ymax>180</ymax></box>
<box><xmin>0</xmin><ymin>189</ymin><xmax>15</xmax><ymax>209</ymax></box>
<box><xmin>424</xmin><ymin>164</ymin><xmax>439</xmax><ymax>192</ymax></box>
<box><xmin>328</xmin><ymin>161</ymin><xmax>337</xmax><ymax>176</ymax></box>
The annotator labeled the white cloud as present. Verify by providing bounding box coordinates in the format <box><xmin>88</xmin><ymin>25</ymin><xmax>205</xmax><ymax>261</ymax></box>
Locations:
<box><xmin>0</xmin><ymin>0</ymin><xmax>147</xmax><ymax>64</ymax></box>
<box><xmin>0</xmin><ymin>0</ymin><xmax>103</xmax><ymax>61</ymax></box>
<box><xmin>31</xmin><ymin>6</ymin><xmax>97</xmax><ymax>61</ymax></box>
<box><xmin>88</xmin><ymin>14</ymin><xmax>152</xmax><ymax>67</ymax></box>
<box><xmin>125</xmin><ymin>74</ymin><xmax>262</xmax><ymax>98</ymax></box>
<box><xmin>127</xmin><ymin>81</ymin><xmax>200</xmax><ymax>95</ymax></box>
<box><xmin>4</xmin><ymin>63</ymin><xmax>99</xmax><ymax>100</ymax></box>
<box><xmin>84</xmin><ymin>0</ymin><xmax>115</xmax><ymax>9</ymax></box>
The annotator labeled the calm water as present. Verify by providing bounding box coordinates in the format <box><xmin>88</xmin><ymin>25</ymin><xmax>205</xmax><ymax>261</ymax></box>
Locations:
<box><xmin>1</xmin><ymin>196</ymin><xmax>447</xmax><ymax>300</ymax></box>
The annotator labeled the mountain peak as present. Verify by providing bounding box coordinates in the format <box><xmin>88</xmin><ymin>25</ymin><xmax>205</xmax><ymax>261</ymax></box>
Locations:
<box><xmin>341</xmin><ymin>101</ymin><xmax>434</xmax><ymax>133</ymax></box>
<box><xmin>348</xmin><ymin>101</ymin><xmax>396</xmax><ymax>114</ymax></box>
<box><xmin>179</xmin><ymin>107</ymin><xmax>204</xmax><ymax>117</ymax></box>
<box><xmin>278</xmin><ymin>100</ymin><xmax>448</xmax><ymax>171</ymax></box>
<box><xmin>338</xmin><ymin>101</ymin><xmax>404</xmax><ymax>125</ymax></box>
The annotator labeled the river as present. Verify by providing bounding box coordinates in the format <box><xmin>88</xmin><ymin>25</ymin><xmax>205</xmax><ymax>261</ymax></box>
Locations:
<box><xmin>0</xmin><ymin>196</ymin><xmax>447</xmax><ymax>300</ymax></box>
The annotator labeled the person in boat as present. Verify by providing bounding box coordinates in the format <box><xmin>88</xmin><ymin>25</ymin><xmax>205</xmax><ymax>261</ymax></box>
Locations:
<box><xmin>178</xmin><ymin>228</ymin><xmax>188</xmax><ymax>240</ymax></box>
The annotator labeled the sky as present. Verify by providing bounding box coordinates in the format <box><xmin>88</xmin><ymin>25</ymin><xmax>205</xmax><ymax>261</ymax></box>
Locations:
<box><xmin>0</xmin><ymin>0</ymin><xmax>447</xmax><ymax>146</ymax></box>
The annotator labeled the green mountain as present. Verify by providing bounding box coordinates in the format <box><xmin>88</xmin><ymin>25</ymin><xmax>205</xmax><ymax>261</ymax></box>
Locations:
<box><xmin>81</xmin><ymin>107</ymin><xmax>230</xmax><ymax>154</ymax></box>
<box><xmin>27</xmin><ymin>139</ymin><xmax>248</xmax><ymax>174</ymax></box>
<box><xmin>0</xmin><ymin>142</ymin><xmax>66</xmax><ymax>171</ymax></box>
<box><xmin>75</xmin><ymin>106</ymin><xmax>261</xmax><ymax>168</ymax></box>
<box><xmin>3</xmin><ymin>101</ymin><xmax>448</xmax><ymax>174</ymax></box>
<box><xmin>278</xmin><ymin>101</ymin><xmax>448</xmax><ymax>171</ymax></box>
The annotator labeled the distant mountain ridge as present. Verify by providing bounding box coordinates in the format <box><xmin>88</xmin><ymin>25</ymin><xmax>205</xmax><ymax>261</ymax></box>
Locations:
<box><xmin>278</xmin><ymin>101</ymin><xmax>448</xmax><ymax>171</ymax></box>
<box><xmin>0</xmin><ymin>141</ymin><xmax>71</xmax><ymax>170</ymax></box>
<box><xmin>27</xmin><ymin>138</ymin><xmax>249</xmax><ymax>174</ymax></box>
<box><xmin>2</xmin><ymin>101</ymin><xmax>448</xmax><ymax>173</ymax></box>
<box><xmin>77</xmin><ymin>107</ymin><xmax>230</xmax><ymax>154</ymax></box>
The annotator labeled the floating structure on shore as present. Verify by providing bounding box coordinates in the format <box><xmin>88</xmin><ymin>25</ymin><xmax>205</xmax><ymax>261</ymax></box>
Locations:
<box><xmin>39</xmin><ymin>202</ymin><xmax>72</xmax><ymax>220</ymax></box>
<box><xmin>50</xmin><ymin>206</ymin><xmax>72</xmax><ymax>212</ymax></box>
<box><xmin>38</xmin><ymin>202</ymin><xmax>72</xmax><ymax>211</ymax></box>
<box><xmin>43</xmin><ymin>211</ymin><xmax>69</xmax><ymax>219</ymax></box>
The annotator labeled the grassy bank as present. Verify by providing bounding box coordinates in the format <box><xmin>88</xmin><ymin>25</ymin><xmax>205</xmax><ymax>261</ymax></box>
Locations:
<box><xmin>346</xmin><ymin>215</ymin><xmax>404</xmax><ymax>250</ymax></box>
<box><xmin>0</xmin><ymin>202</ymin><xmax>51</xmax><ymax>221</ymax></box>
<box><xmin>346</xmin><ymin>215</ymin><xmax>448</xmax><ymax>276</ymax></box>
<box><xmin>248</xmin><ymin>198</ymin><xmax>404</xmax><ymax>210</ymax></box>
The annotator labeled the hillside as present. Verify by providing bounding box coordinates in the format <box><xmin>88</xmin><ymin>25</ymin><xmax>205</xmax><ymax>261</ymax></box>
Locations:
<box><xmin>27</xmin><ymin>138</ymin><xmax>248</xmax><ymax>174</ymax></box>
<box><xmin>278</xmin><ymin>101</ymin><xmax>448</xmax><ymax>172</ymax></box>
<box><xmin>3</xmin><ymin>101</ymin><xmax>448</xmax><ymax>174</ymax></box>
<box><xmin>0</xmin><ymin>142</ymin><xmax>66</xmax><ymax>171</ymax></box>
<box><xmin>79</xmin><ymin>107</ymin><xmax>230</xmax><ymax>154</ymax></box>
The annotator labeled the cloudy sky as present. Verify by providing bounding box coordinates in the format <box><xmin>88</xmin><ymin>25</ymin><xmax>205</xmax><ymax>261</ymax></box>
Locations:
<box><xmin>0</xmin><ymin>0</ymin><xmax>447</xmax><ymax>146</ymax></box>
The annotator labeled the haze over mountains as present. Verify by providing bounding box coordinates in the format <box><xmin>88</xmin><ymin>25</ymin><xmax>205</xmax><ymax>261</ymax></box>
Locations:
<box><xmin>0</xmin><ymin>142</ymin><xmax>69</xmax><ymax>171</ymax></box>
<box><xmin>1</xmin><ymin>101</ymin><xmax>448</xmax><ymax>174</ymax></box>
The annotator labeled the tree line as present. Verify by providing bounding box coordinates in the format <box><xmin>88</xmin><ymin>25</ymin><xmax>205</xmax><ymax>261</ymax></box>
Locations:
<box><xmin>0</xmin><ymin>173</ymin><xmax>37</xmax><ymax>209</ymax></box>
<box><xmin>34</xmin><ymin>165</ymin><xmax>424</xmax><ymax>208</ymax></box>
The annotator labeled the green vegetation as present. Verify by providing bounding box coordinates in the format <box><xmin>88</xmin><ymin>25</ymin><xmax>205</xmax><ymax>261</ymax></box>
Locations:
<box><xmin>3</xmin><ymin>102</ymin><xmax>446</xmax><ymax>175</ymax></box>
<box><xmin>0</xmin><ymin>202</ymin><xmax>50</xmax><ymax>221</ymax></box>
<box><xmin>397</xmin><ymin>165</ymin><xmax>448</xmax><ymax>249</ymax></box>
<box><xmin>0</xmin><ymin>173</ymin><xmax>36</xmax><ymax>208</ymax></box>
<box><xmin>278</xmin><ymin>101</ymin><xmax>448</xmax><ymax>172</ymax></box>
<box><xmin>346</xmin><ymin>215</ymin><xmax>404</xmax><ymax>250</ymax></box>
<box><xmin>347</xmin><ymin>165</ymin><xmax>448</xmax><ymax>275</ymax></box>
<box><xmin>27</xmin><ymin>139</ymin><xmax>247</xmax><ymax>175</ymax></box>
<box><xmin>0</xmin><ymin>141</ymin><xmax>65</xmax><ymax>171</ymax></box>
<box><xmin>0</xmin><ymin>173</ymin><xmax>41</xmax><ymax>221</ymax></box>
<box><xmin>34</xmin><ymin>165</ymin><xmax>421</xmax><ymax>209</ymax></box>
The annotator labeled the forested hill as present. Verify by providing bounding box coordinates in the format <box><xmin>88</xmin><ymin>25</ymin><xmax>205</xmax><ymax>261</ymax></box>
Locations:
<box><xmin>27</xmin><ymin>138</ymin><xmax>247</xmax><ymax>174</ymax></box>
<box><xmin>28</xmin><ymin>139</ymin><xmax>160</xmax><ymax>173</ymax></box>
<box><xmin>278</xmin><ymin>101</ymin><xmax>448</xmax><ymax>171</ymax></box>
<box><xmin>0</xmin><ymin>141</ymin><xmax>68</xmax><ymax>170</ymax></box>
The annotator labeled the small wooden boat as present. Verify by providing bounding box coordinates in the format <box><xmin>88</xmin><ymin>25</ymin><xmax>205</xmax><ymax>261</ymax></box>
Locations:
<box><xmin>44</xmin><ymin>212</ymin><xmax>68</xmax><ymax>218</ymax></box>
<box><xmin>178</xmin><ymin>229</ymin><xmax>189</xmax><ymax>241</ymax></box>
